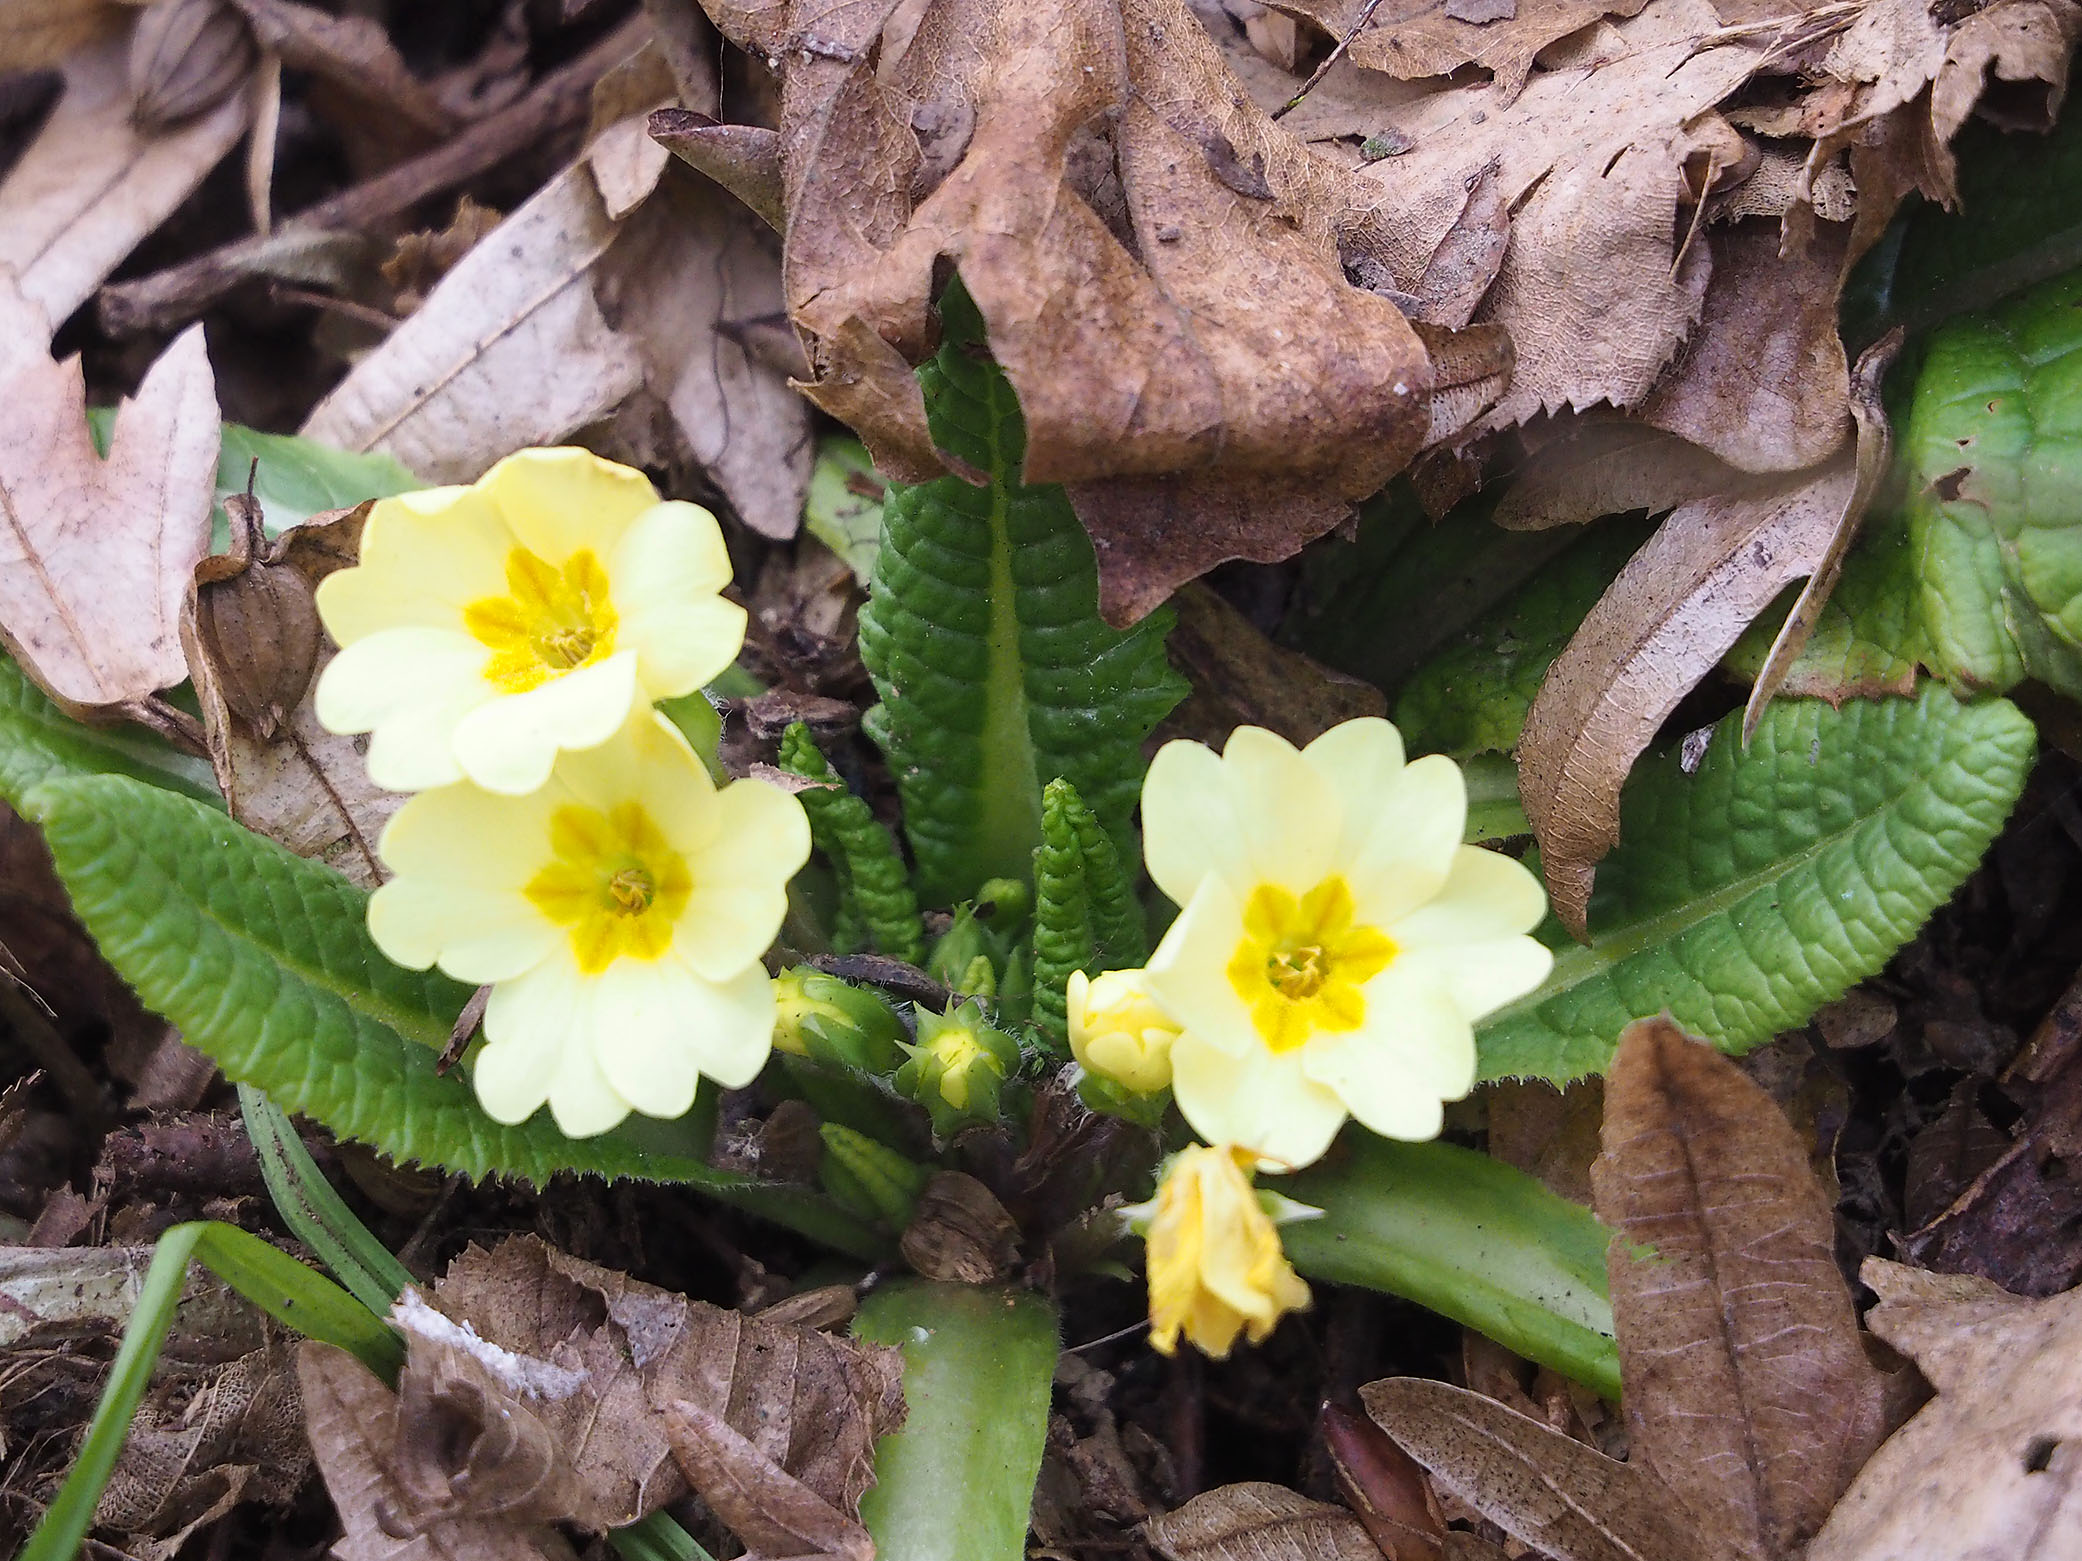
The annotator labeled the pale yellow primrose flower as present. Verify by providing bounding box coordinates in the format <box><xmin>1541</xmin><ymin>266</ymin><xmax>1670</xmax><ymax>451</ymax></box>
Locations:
<box><xmin>1130</xmin><ymin>1144</ymin><xmax>1313</xmax><ymax>1358</ymax></box>
<box><xmin>367</xmin><ymin>711</ymin><xmax>809</xmax><ymax>1137</ymax></box>
<box><xmin>1068</xmin><ymin>968</ymin><xmax>1180</xmax><ymax>1095</ymax></box>
<box><xmin>1141</xmin><ymin>719</ymin><xmax>1553</xmax><ymax>1170</ymax></box>
<box><xmin>314</xmin><ymin>447</ymin><xmax>746</xmax><ymax>795</ymax></box>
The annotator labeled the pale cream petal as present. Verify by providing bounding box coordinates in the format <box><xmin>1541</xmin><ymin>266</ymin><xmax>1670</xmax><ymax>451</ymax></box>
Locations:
<box><xmin>475</xmin><ymin>959</ymin><xmax>587</xmax><ymax>1125</ymax></box>
<box><xmin>1388</xmin><ymin>937</ymin><xmax>1554</xmax><ymax>1024</ymax></box>
<box><xmin>1387</xmin><ymin>844</ymin><xmax>1549</xmax><ymax>947</ymax></box>
<box><xmin>1170</xmin><ymin>1031</ymin><xmax>1348</xmax><ymax>1171</ymax></box>
<box><xmin>450</xmin><ymin>650</ymin><xmax>641</xmax><ymax>794</ymax></box>
<box><xmin>674</xmin><ymin>780</ymin><xmax>809</xmax><ymax>981</ymax></box>
<box><xmin>632</xmin><ymin>597</ymin><xmax>748</xmax><ymax>702</ymax></box>
<box><xmin>315</xmin><ymin>487</ymin><xmax>512</xmax><ymax>642</ymax></box>
<box><xmin>586</xmin><ymin>959</ymin><xmax>703</xmax><ymax>1120</ymax></box>
<box><xmin>1142</xmin><ymin>728</ymin><xmax>1338</xmax><ymax>906</ymax></box>
<box><xmin>481</xmin><ymin>447</ymin><xmax>659</xmax><ymax>563</ymax></box>
<box><xmin>545</xmin><ymin>1041</ymin><xmax>635</xmax><ymax>1138</ymax></box>
<box><xmin>1143</xmin><ymin>878</ymin><xmax>1259</xmax><ymax>1057</ymax></box>
<box><xmin>315</xmin><ymin>629</ymin><xmax>490</xmax><ymax>792</ymax></box>
<box><xmin>1306</xmin><ymin>963</ymin><xmax>1477</xmax><ymax>1118</ymax></box>
<box><xmin>599</xmin><ymin>959</ymin><xmax>775</xmax><ymax>1106</ymax></box>
<box><xmin>1304</xmin><ymin>717</ymin><xmax>1407</xmax><ymax>866</ymax></box>
<box><xmin>368</xmin><ymin>877</ymin><xmax>556</xmax><ymax>982</ymax></box>
<box><xmin>1344</xmin><ymin>754</ymin><xmax>1466</xmax><ymax>928</ymax></box>
<box><xmin>611</xmin><ymin>503</ymin><xmax>743</xmax><ymax>696</ymax></box>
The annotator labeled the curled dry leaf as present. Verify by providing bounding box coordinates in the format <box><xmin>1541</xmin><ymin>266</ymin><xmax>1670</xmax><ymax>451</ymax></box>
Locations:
<box><xmin>226</xmin><ymin>0</ymin><xmax>457</xmax><ymax>148</ymax></box>
<box><xmin>128</xmin><ymin>0</ymin><xmax>257</xmax><ymax>133</ymax></box>
<box><xmin>0</xmin><ymin>0</ymin><xmax>126</xmax><ymax>72</ymax></box>
<box><xmin>1321</xmin><ymin>1400</ymin><xmax>1447</xmax><ymax>1561</ymax></box>
<box><xmin>1160</xmin><ymin>581</ymin><xmax>1388</xmax><ymax>750</ymax></box>
<box><xmin>699</xmin><ymin>0</ymin><xmax>1473</xmax><ymax>622</ymax></box>
<box><xmin>1360</xmin><ymin>1376</ymin><xmax>1719</xmax><ymax>1561</ymax></box>
<box><xmin>0</xmin><ymin>33</ymin><xmax>249</xmax><ymax>328</ymax></box>
<box><xmin>1808</xmin><ymin>1259</ymin><xmax>2082</xmax><ymax>1561</ymax></box>
<box><xmin>301</xmin><ymin>159</ymin><xmax>645</xmax><ymax>481</ymax></box>
<box><xmin>1518</xmin><ymin>449</ymin><xmax>1856</xmax><ymax>935</ymax></box>
<box><xmin>1492</xmin><ymin>419</ymin><xmax>1743</xmax><ymax>532</ymax></box>
<box><xmin>0</xmin><ymin>316</ymin><xmax>218</xmax><ymax>717</ymax></box>
<box><xmin>296</xmin><ymin>1342</ymin><xmax>577</xmax><ymax>1561</ymax></box>
<box><xmin>898</xmin><ymin>1170</ymin><xmax>1021</xmax><ymax>1283</ymax></box>
<box><xmin>1146</xmin><ymin>1481</ymin><xmax>1383</xmax><ymax>1561</ymax></box>
<box><xmin>180</xmin><ymin>497</ymin><xmax>399</xmax><ymax>888</ymax></box>
<box><xmin>1592</xmin><ymin>1017</ymin><xmax>1892</xmax><ymax>1561</ymax></box>
<box><xmin>1271</xmin><ymin>0</ymin><xmax>1654</xmax><ymax>102</ymax></box>
<box><xmin>661</xmin><ymin>1399</ymin><xmax>874</xmax><ymax>1561</ymax></box>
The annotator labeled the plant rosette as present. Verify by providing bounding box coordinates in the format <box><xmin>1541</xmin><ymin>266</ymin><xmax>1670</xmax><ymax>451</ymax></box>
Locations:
<box><xmin>1128</xmin><ymin>1143</ymin><xmax>1318</xmax><ymax>1357</ymax></box>
<box><xmin>367</xmin><ymin>710</ymin><xmax>809</xmax><ymax>1137</ymax></box>
<box><xmin>1140</xmin><ymin>719</ymin><xmax>1553</xmax><ymax>1169</ymax></box>
<box><xmin>314</xmin><ymin>446</ymin><xmax>746</xmax><ymax>794</ymax></box>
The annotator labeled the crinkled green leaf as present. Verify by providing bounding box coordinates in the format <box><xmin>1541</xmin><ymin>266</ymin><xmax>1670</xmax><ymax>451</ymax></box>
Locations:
<box><xmin>1723</xmin><ymin>506</ymin><xmax>1926</xmax><ymax>701</ymax></box>
<box><xmin>1477</xmin><ymin>685</ymin><xmax>2034</xmax><ymax>1084</ymax></box>
<box><xmin>858</xmin><ymin>284</ymin><xmax>1186</xmax><ymax>904</ymax></box>
<box><xmin>1904</xmin><ymin>268</ymin><xmax>2082</xmax><ymax>698</ymax></box>
<box><xmin>0</xmin><ymin>652</ymin><xmax>219</xmax><ymax>810</ymax></box>
<box><xmin>25</xmin><ymin>774</ymin><xmax>886</xmax><ymax>1259</ymax></box>
<box><xmin>1394</xmin><ymin>518</ymin><xmax>1654</xmax><ymax>758</ymax></box>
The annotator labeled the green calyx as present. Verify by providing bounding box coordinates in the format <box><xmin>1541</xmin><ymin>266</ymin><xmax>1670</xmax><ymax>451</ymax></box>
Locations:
<box><xmin>773</xmin><ymin>965</ymin><xmax>908</xmax><ymax>1074</ymax></box>
<box><xmin>895</xmin><ymin>999</ymin><xmax>1024</xmax><ymax>1138</ymax></box>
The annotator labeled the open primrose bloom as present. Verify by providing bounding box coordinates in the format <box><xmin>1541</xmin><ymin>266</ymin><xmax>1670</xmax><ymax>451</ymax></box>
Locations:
<box><xmin>1131</xmin><ymin>1144</ymin><xmax>1314</xmax><ymax>1357</ymax></box>
<box><xmin>315</xmin><ymin>447</ymin><xmax>745</xmax><ymax>795</ymax></box>
<box><xmin>367</xmin><ymin>711</ymin><xmax>809</xmax><ymax>1137</ymax></box>
<box><xmin>1140</xmin><ymin>718</ymin><xmax>1553</xmax><ymax>1170</ymax></box>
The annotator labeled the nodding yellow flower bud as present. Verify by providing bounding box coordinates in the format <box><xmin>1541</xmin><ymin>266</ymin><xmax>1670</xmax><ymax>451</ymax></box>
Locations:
<box><xmin>771</xmin><ymin>967</ymin><xmax>906</xmax><ymax>1074</ymax></box>
<box><xmin>1068</xmin><ymin>968</ymin><xmax>1180</xmax><ymax>1096</ymax></box>
<box><xmin>1129</xmin><ymin>1144</ymin><xmax>1314</xmax><ymax>1359</ymax></box>
<box><xmin>895</xmin><ymin>1000</ymin><xmax>1021</xmax><ymax>1137</ymax></box>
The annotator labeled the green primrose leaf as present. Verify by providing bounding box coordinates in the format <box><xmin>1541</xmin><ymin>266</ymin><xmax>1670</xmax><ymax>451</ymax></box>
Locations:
<box><xmin>1476</xmin><ymin>684</ymin><xmax>2034</xmax><ymax>1084</ymax></box>
<box><xmin>853</xmin><ymin>1281</ymin><xmax>1059</xmax><ymax>1561</ymax></box>
<box><xmin>86</xmin><ymin>413</ymin><xmax>422</xmax><ymax>547</ymax></box>
<box><xmin>1283</xmin><ymin>1131</ymin><xmax>1619</xmax><ymax>1399</ymax></box>
<box><xmin>0</xmin><ymin>652</ymin><xmax>220</xmax><ymax>810</ymax></box>
<box><xmin>1904</xmin><ymin>267</ymin><xmax>2082</xmax><ymax>699</ymax></box>
<box><xmin>25</xmin><ymin>774</ymin><xmax>888</xmax><ymax>1260</ymax></box>
<box><xmin>858</xmin><ymin>281</ymin><xmax>1186</xmax><ymax>904</ymax></box>
<box><xmin>804</xmin><ymin>435</ymin><xmax>887</xmax><ymax>584</ymax></box>
<box><xmin>778</xmin><ymin>722</ymin><xmax>928</xmax><ymax>962</ymax></box>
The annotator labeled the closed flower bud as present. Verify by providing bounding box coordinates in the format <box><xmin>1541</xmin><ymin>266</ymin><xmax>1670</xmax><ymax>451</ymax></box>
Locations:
<box><xmin>817</xmin><ymin>1122</ymin><xmax>932</xmax><ymax>1227</ymax></box>
<box><xmin>772</xmin><ymin>967</ymin><xmax>905</xmax><ymax>1074</ymax></box>
<box><xmin>895</xmin><ymin>1000</ymin><xmax>1020</xmax><ymax>1137</ymax></box>
<box><xmin>1068</xmin><ymin>968</ymin><xmax>1179</xmax><ymax>1096</ymax></box>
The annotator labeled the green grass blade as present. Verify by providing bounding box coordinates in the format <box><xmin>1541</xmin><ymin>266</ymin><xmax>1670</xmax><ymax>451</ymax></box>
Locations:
<box><xmin>610</xmin><ymin>1511</ymin><xmax>717</xmax><ymax>1561</ymax></box>
<box><xmin>238</xmin><ymin>1083</ymin><xmax>414</xmax><ymax>1315</ymax></box>
<box><xmin>190</xmin><ymin>1223</ymin><xmax>404</xmax><ymax>1378</ymax></box>
<box><xmin>1282</xmin><ymin>1133</ymin><xmax>1620</xmax><ymax>1400</ymax></box>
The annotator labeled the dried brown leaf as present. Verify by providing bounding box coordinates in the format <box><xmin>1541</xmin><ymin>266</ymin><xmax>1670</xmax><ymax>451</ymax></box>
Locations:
<box><xmin>1273</xmin><ymin>0</ymin><xmax>1655</xmax><ymax>101</ymax></box>
<box><xmin>296</xmin><ymin>1341</ymin><xmax>578</xmax><ymax>1561</ymax></box>
<box><xmin>898</xmin><ymin>1169</ymin><xmax>1020</xmax><ymax>1283</ymax></box>
<box><xmin>227</xmin><ymin>0</ymin><xmax>455</xmax><ymax>145</ymax></box>
<box><xmin>128</xmin><ymin>0</ymin><xmax>255</xmax><ymax>132</ymax></box>
<box><xmin>595</xmin><ymin>163</ymin><xmax>813</xmax><ymax>540</ymax></box>
<box><xmin>711</xmin><ymin>0</ymin><xmax>1441</xmax><ymax>621</ymax></box>
<box><xmin>662</xmin><ymin>1398</ymin><xmax>873</xmax><ymax>1561</ymax></box>
<box><xmin>1807</xmin><ymin>1260</ymin><xmax>2082</xmax><ymax>1561</ymax></box>
<box><xmin>1321</xmin><ymin>1401</ymin><xmax>1446</xmax><ymax>1561</ymax></box>
<box><xmin>0</xmin><ymin>0</ymin><xmax>124</xmax><ymax>70</ymax></box>
<box><xmin>1147</xmin><ymin>1481</ymin><xmax>1383</xmax><ymax>1561</ymax></box>
<box><xmin>1592</xmin><ymin>1018</ymin><xmax>1891</xmax><ymax>1560</ymax></box>
<box><xmin>301</xmin><ymin>159</ymin><xmax>645</xmax><ymax>481</ymax></box>
<box><xmin>1160</xmin><ymin>580</ymin><xmax>1388</xmax><ymax>750</ymax></box>
<box><xmin>1637</xmin><ymin>218</ymin><xmax>1851</xmax><ymax>476</ymax></box>
<box><xmin>1517</xmin><ymin>450</ymin><xmax>1854</xmax><ymax>934</ymax></box>
<box><xmin>1492</xmin><ymin>420</ymin><xmax>1741</xmax><ymax>532</ymax></box>
<box><xmin>586</xmin><ymin>43</ymin><xmax>680</xmax><ymax>219</ymax></box>
<box><xmin>181</xmin><ymin>500</ymin><xmax>398</xmax><ymax>887</ymax></box>
<box><xmin>1360</xmin><ymin>1377</ymin><xmax>1717</xmax><ymax>1561</ymax></box>
<box><xmin>0</xmin><ymin>34</ymin><xmax>249</xmax><ymax>327</ymax></box>
<box><xmin>428</xmin><ymin>1237</ymin><xmax>905</xmax><ymax>1545</ymax></box>
<box><xmin>0</xmin><ymin>318</ymin><xmax>218</xmax><ymax>715</ymax></box>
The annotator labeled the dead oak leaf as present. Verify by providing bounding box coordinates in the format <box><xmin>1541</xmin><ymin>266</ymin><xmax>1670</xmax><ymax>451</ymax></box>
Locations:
<box><xmin>0</xmin><ymin>316</ymin><xmax>218</xmax><ymax>717</ymax></box>
<box><xmin>699</xmin><ymin>0</ymin><xmax>1458</xmax><ymax>623</ymax></box>
<box><xmin>1271</xmin><ymin>0</ymin><xmax>1656</xmax><ymax>102</ymax></box>
<box><xmin>1807</xmin><ymin>1260</ymin><xmax>2082</xmax><ymax>1561</ymax></box>
<box><xmin>1593</xmin><ymin>1018</ymin><xmax>1893</xmax><ymax>1561</ymax></box>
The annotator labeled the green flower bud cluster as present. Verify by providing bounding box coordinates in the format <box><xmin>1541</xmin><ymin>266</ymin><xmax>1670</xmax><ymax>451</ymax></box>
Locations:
<box><xmin>894</xmin><ymin>1000</ymin><xmax>1023</xmax><ymax>1139</ymax></box>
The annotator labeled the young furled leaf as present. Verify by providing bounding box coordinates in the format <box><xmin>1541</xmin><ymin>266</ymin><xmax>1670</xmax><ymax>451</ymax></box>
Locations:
<box><xmin>858</xmin><ymin>283</ymin><xmax>1186</xmax><ymax>905</ymax></box>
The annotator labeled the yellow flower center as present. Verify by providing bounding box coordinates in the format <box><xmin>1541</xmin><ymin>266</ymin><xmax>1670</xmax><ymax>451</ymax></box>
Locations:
<box><xmin>463</xmin><ymin>547</ymin><xmax>619</xmax><ymax>694</ymax></box>
<box><xmin>524</xmin><ymin>802</ymin><xmax>691</xmax><ymax>974</ymax></box>
<box><xmin>1226</xmin><ymin>876</ymin><xmax>1396</xmax><ymax>1054</ymax></box>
